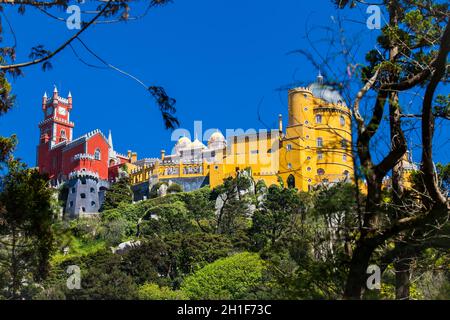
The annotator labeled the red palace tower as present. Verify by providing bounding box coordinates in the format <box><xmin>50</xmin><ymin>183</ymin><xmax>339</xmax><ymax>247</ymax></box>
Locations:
<box><xmin>37</xmin><ymin>87</ymin><xmax>130</xmax><ymax>218</ymax></box>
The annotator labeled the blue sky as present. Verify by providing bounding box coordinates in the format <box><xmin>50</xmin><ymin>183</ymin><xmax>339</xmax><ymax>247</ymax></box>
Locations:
<box><xmin>0</xmin><ymin>0</ymin><xmax>448</xmax><ymax>166</ymax></box>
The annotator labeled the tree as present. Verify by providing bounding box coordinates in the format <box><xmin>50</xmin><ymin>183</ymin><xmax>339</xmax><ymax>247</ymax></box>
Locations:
<box><xmin>142</xmin><ymin>201</ymin><xmax>194</xmax><ymax>235</ymax></box>
<box><xmin>212</xmin><ymin>172</ymin><xmax>254</xmax><ymax>239</ymax></box>
<box><xmin>121</xmin><ymin>238</ymin><xmax>171</xmax><ymax>286</ymax></box>
<box><xmin>164</xmin><ymin>232</ymin><xmax>233</xmax><ymax>277</ymax></box>
<box><xmin>64</xmin><ymin>250</ymin><xmax>138</xmax><ymax>300</ymax></box>
<box><xmin>100</xmin><ymin>177</ymin><xmax>133</xmax><ymax>211</ymax></box>
<box><xmin>183</xmin><ymin>187</ymin><xmax>216</xmax><ymax>232</ymax></box>
<box><xmin>293</xmin><ymin>0</ymin><xmax>450</xmax><ymax>298</ymax></box>
<box><xmin>181</xmin><ymin>252</ymin><xmax>265</xmax><ymax>300</ymax></box>
<box><xmin>137</xmin><ymin>283</ymin><xmax>186</xmax><ymax>300</ymax></box>
<box><xmin>250</xmin><ymin>184</ymin><xmax>305</xmax><ymax>250</ymax></box>
<box><xmin>0</xmin><ymin>160</ymin><xmax>56</xmax><ymax>299</ymax></box>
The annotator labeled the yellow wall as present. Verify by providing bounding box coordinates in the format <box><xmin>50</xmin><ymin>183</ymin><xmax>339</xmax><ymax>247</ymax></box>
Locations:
<box><xmin>209</xmin><ymin>131</ymin><xmax>280</xmax><ymax>188</ymax></box>
<box><xmin>278</xmin><ymin>87</ymin><xmax>353</xmax><ymax>191</ymax></box>
<box><xmin>129</xmin><ymin>86</ymin><xmax>354</xmax><ymax>192</ymax></box>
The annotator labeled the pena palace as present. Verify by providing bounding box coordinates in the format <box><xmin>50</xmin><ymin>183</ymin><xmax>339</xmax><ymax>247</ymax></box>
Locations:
<box><xmin>37</xmin><ymin>77</ymin><xmax>415</xmax><ymax>218</ymax></box>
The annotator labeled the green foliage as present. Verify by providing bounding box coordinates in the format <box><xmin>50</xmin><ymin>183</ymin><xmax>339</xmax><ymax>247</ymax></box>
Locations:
<box><xmin>99</xmin><ymin>218</ymin><xmax>129</xmax><ymax>247</ymax></box>
<box><xmin>165</xmin><ymin>232</ymin><xmax>234</xmax><ymax>278</ymax></box>
<box><xmin>250</xmin><ymin>184</ymin><xmax>306</xmax><ymax>250</ymax></box>
<box><xmin>181</xmin><ymin>252</ymin><xmax>265</xmax><ymax>300</ymax></box>
<box><xmin>100</xmin><ymin>177</ymin><xmax>133</xmax><ymax>211</ymax></box>
<box><xmin>0</xmin><ymin>160</ymin><xmax>56</xmax><ymax>299</ymax></box>
<box><xmin>63</xmin><ymin>250</ymin><xmax>138</xmax><ymax>300</ymax></box>
<box><xmin>121</xmin><ymin>238</ymin><xmax>171</xmax><ymax>286</ymax></box>
<box><xmin>138</xmin><ymin>283</ymin><xmax>186</xmax><ymax>300</ymax></box>
<box><xmin>141</xmin><ymin>201</ymin><xmax>193</xmax><ymax>235</ymax></box>
<box><xmin>167</xmin><ymin>183</ymin><xmax>183</xmax><ymax>193</ymax></box>
<box><xmin>183</xmin><ymin>187</ymin><xmax>215</xmax><ymax>232</ymax></box>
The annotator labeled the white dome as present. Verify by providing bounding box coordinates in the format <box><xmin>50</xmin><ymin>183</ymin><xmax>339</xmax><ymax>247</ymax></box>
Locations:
<box><xmin>208</xmin><ymin>131</ymin><xmax>225</xmax><ymax>145</ymax></box>
<box><xmin>176</xmin><ymin>136</ymin><xmax>191</xmax><ymax>149</ymax></box>
<box><xmin>308</xmin><ymin>82</ymin><xmax>345</xmax><ymax>105</ymax></box>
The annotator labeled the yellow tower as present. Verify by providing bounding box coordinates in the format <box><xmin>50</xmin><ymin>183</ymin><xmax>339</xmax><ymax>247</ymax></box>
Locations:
<box><xmin>279</xmin><ymin>73</ymin><xmax>353</xmax><ymax>191</ymax></box>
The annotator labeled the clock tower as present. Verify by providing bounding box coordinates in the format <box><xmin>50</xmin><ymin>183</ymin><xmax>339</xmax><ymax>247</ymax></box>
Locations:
<box><xmin>39</xmin><ymin>86</ymin><xmax>74</xmax><ymax>147</ymax></box>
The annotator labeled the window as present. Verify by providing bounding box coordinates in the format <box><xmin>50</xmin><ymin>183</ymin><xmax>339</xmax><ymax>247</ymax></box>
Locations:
<box><xmin>286</xmin><ymin>144</ymin><xmax>292</xmax><ymax>151</ymax></box>
<box><xmin>307</xmin><ymin>178</ymin><xmax>312</xmax><ymax>183</ymax></box>
<box><xmin>343</xmin><ymin>153</ymin><xmax>347</xmax><ymax>161</ymax></box>
<box><xmin>69</xmin><ymin>201</ymin><xmax>73</xmax><ymax>208</ymax></box>
<box><xmin>80</xmin><ymin>193</ymin><xmax>86</xmax><ymax>199</ymax></box>
<box><xmin>287</xmin><ymin>174</ymin><xmax>295</xmax><ymax>188</ymax></box>
<box><xmin>81</xmin><ymin>179</ymin><xmax>86</xmax><ymax>185</ymax></box>
<box><xmin>341</xmin><ymin>139</ymin><xmax>348</xmax><ymax>148</ymax></box>
<box><xmin>343</xmin><ymin>170</ymin><xmax>349</xmax><ymax>176</ymax></box>
<box><xmin>306</xmin><ymin>135</ymin><xmax>310</xmax><ymax>139</ymax></box>
<box><xmin>307</xmin><ymin>167</ymin><xmax>312</xmax><ymax>171</ymax></box>
<box><xmin>91</xmin><ymin>201</ymin><xmax>96</xmax><ymax>207</ymax></box>
<box><xmin>90</xmin><ymin>187</ymin><xmax>95</xmax><ymax>193</ymax></box>
<box><xmin>317</xmin><ymin>137</ymin><xmax>323</xmax><ymax>147</ymax></box>
<box><xmin>304</xmin><ymin>120</ymin><xmax>309</xmax><ymax>125</ymax></box>
<box><xmin>340</xmin><ymin>116</ymin><xmax>345</xmax><ymax>126</ymax></box>
<box><xmin>267</xmin><ymin>148</ymin><xmax>272</xmax><ymax>153</ymax></box>
<box><xmin>306</xmin><ymin>156</ymin><xmax>311</xmax><ymax>160</ymax></box>
<box><xmin>81</xmin><ymin>207</ymin><xmax>86</xmax><ymax>212</ymax></box>
<box><xmin>214</xmin><ymin>165</ymin><xmax>219</xmax><ymax>170</ymax></box>
<box><xmin>94</xmin><ymin>148</ymin><xmax>101</xmax><ymax>160</ymax></box>
<box><xmin>71</xmin><ymin>187</ymin><xmax>76</xmax><ymax>193</ymax></box>
<box><xmin>287</xmin><ymin>163</ymin><xmax>292</xmax><ymax>169</ymax></box>
<box><xmin>251</xmin><ymin>150</ymin><xmax>259</xmax><ymax>154</ymax></box>
<box><xmin>318</xmin><ymin>151</ymin><xmax>323</xmax><ymax>160</ymax></box>
<box><xmin>60</xmin><ymin>130</ymin><xmax>66</xmax><ymax>140</ymax></box>
<box><xmin>315</xmin><ymin>114</ymin><xmax>322</xmax><ymax>124</ymax></box>
<box><xmin>317</xmin><ymin>168</ymin><xmax>325</xmax><ymax>175</ymax></box>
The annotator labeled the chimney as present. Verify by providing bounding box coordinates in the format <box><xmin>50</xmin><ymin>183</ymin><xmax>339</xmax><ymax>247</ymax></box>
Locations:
<box><xmin>131</xmin><ymin>152</ymin><xmax>137</xmax><ymax>163</ymax></box>
<box><xmin>278</xmin><ymin>114</ymin><xmax>283</xmax><ymax>135</ymax></box>
<box><xmin>42</xmin><ymin>92</ymin><xmax>47</xmax><ymax>110</ymax></box>
<box><xmin>160</xmin><ymin>149</ymin><xmax>165</xmax><ymax>161</ymax></box>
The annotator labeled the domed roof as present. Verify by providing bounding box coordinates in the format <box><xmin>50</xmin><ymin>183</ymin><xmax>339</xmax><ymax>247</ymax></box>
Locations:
<box><xmin>176</xmin><ymin>136</ymin><xmax>191</xmax><ymax>148</ymax></box>
<box><xmin>208</xmin><ymin>130</ymin><xmax>225</xmax><ymax>144</ymax></box>
<box><xmin>190</xmin><ymin>138</ymin><xmax>206</xmax><ymax>149</ymax></box>
<box><xmin>308</xmin><ymin>73</ymin><xmax>346</xmax><ymax>105</ymax></box>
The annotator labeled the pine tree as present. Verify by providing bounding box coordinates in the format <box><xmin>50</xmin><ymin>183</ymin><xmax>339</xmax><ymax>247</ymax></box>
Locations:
<box><xmin>100</xmin><ymin>177</ymin><xmax>133</xmax><ymax>212</ymax></box>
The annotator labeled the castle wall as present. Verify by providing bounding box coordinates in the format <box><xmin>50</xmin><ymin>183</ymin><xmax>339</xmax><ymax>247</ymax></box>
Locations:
<box><xmin>65</xmin><ymin>177</ymin><xmax>109</xmax><ymax>219</ymax></box>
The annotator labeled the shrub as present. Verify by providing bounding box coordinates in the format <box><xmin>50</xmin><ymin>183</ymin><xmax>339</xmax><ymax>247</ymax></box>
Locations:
<box><xmin>181</xmin><ymin>252</ymin><xmax>265</xmax><ymax>300</ymax></box>
<box><xmin>138</xmin><ymin>283</ymin><xmax>186</xmax><ymax>300</ymax></box>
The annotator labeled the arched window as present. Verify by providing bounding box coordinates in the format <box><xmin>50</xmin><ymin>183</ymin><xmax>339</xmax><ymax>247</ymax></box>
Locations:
<box><xmin>60</xmin><ymin>129</ymin><xmax>66</xmax><ymax>141</ymax></box>
<box><xmin>315</xmin><ymin>114</ymin><xmax>322</xmax><ymax>124</ymax></box>
<box><xmin>317</xmin><ymin>137</ymin><xmax>323</xmax><ymax>147</ymax></box>
<box><xmin>341</xmin><ymin>139</ymin><xmax>348</xmax><ymax>148</ymax></box>
<box><xmin>318</xmin><ymin>151</ymin><xmax>323</xmax><ymax>160</ymax></box>
<box><xmin>343</xmin><ymin>170</ymin><xmax>349</xmax><ymax>176</ymax></box>
<box><xmin>94</xmin><ymin>148</ymin><xmax>101</xmax><ymax>160</ymax></box>
<box><xmin>317</xmin><ymin>168</ymin><xmax>325</xmax><ymax>175</ymax></box>
<box><xmin>340</xmin><ymin>115</ymin><xmax>345</xmax><ymax>126</ymax></box>
<box><xmin>343</xmin><ymin>153</ymin><xmax>347</xmax><ymax>161</ymax></box>
<box><xmin>287</xmin><ymin>174</ymin><xmax>295</xmax><ymax>189</ymax></box>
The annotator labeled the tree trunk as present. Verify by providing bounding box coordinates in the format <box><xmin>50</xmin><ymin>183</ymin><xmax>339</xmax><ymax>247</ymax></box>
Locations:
<box><xmin>343</xmin><ymin>239</ymin><xmax>376</xmax><ymax>299</ymax></box>
<box><xmin>394</xmin><ymin>250</ymin><xmax>411</xmax><ymax>300</ymax></box>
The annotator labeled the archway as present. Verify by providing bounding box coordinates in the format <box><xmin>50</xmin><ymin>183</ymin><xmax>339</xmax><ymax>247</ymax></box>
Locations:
<box><xmin>287</xmin><ymin>174</ymin><xmax>295</xmax><ymax>189</ymax></box>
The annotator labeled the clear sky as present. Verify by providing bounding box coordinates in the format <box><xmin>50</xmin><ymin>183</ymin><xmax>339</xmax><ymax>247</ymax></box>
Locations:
<box><xmin>0</xmin><ymin>0</ymin><xmax>448</xmax><ymax>167</ymax></box>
